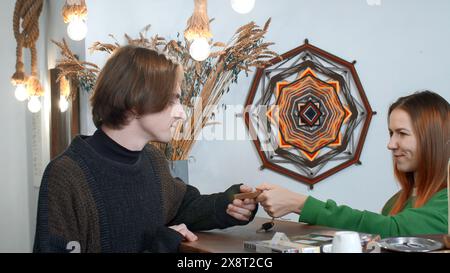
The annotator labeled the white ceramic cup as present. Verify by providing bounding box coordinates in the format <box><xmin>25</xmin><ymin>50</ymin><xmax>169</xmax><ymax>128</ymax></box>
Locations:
<box><xmin>331</xmin><ymin>231</ymin><xmax>362</xmax><ymax>253</ymax></box>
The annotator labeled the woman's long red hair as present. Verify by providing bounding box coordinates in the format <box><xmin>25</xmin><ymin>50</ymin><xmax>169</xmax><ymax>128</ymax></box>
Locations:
<box><xmin>389</xmin><ymin>91</ymin><xmax>450</xmax><ymax>215</ymax></box>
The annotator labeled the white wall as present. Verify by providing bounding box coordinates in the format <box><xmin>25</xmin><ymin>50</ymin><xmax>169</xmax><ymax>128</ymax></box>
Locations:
<box><xmin>83</xmin><ymin>0</ymin><xmax>450</xmax><ymax>220</ymax></box>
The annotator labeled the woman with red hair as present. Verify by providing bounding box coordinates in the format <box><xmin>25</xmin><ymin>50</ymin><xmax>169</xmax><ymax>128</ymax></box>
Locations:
<box><xmin>256</xmin><ymin>91</ymin><xmax>449</xmax><ymax>238</ymax></box>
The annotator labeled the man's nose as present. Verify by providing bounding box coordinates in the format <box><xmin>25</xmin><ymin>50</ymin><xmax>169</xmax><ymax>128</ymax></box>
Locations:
<box><xmin>172</xmin><ymin>104</ymin><xmax>187</xmax><ymax>121</ymax></box>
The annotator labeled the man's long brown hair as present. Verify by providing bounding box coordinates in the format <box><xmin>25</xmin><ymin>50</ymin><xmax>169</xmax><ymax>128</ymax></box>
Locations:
<box><xmin>388</xmin><ymin>91</ymin><xmax>450</xmax><ymax>215</ymax></box>
<box><xmin>90</xmin><ymin>45</ymin><xmax>183</xmax><ymax>129</ymax></box>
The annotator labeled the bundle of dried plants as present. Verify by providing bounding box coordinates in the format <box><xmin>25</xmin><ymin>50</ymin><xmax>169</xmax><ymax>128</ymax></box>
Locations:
<box><xmin>52</xmin><ymin>39</ymin><xmax>100</xmax><ymax>93</ymax></box>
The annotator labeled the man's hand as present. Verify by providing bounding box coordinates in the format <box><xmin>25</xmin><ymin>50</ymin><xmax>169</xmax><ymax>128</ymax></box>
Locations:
<box><xmin>169</xmin><ymin>224</ymin><xmax>198</xmax><ymax>242</ymax></box>
<box><xmin>226</xmin><ymin>184</ymin><xmax>257</xmax><ymax>221</ymax></box>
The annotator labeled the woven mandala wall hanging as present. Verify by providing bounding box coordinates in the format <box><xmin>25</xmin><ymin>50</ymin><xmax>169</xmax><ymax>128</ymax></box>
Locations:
<box><xmin>244</xmin><ymin>40</ymin><xmax>375</xmax><ymax>188</ymax></box>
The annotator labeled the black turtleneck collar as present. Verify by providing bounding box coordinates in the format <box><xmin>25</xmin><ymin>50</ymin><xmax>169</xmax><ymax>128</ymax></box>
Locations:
<box><xmin>86</xmin><ymin>128</ymin><xmax>142</xmax><ymax>165</ymax></box>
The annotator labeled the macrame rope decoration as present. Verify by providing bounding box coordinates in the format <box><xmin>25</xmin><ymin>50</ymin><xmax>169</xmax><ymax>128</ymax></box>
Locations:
<box><xmin>11</xmin><ymin>0</ymin><xmax>44</xmax><ymax>98</ymax></box>
<box><xmin>184</xmin><ymin>0</ymin><xmax>212</xmax><ymax>41</ymax></box>
<box><xmin>62</xmin><ymin>0</ymin><xmax>88</xmax><ymax>24</ymax></box>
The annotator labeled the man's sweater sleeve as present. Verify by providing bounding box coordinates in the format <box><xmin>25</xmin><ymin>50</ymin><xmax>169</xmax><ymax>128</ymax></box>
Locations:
<box><xmin>168</xmin><ymin>183</ymin><xmax>258</xmax><ymax>231</ymax></box>
<box><xmin>33</xmin><ymin>156</ymin><xmax>101</xmax><ymax>253</ymax></box>
<box><xmin>144</xmin><ymin>226</ymin><xmax>184</xmax><ymax>253</ymax></box>
<box><xmin>147</xmin><ymin>144</ymin><xmax>257</xmax><ymax>232</ymax></box>
<box><xmin>299</xmin><ymin>189</ymin><xmax>448</xmax><ymax>238</ymax></box>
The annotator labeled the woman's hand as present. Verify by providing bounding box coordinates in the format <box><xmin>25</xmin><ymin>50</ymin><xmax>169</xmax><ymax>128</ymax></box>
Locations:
<box><xmin>255</xmin><ymin>183</ymin><xmax>308</xmax><ymax>218</ymax></box>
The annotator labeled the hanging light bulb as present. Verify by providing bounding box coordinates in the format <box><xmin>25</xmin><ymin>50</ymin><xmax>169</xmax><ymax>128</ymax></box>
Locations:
<box><xmin>185</xmin><ymin>0</ymin><xmax>212</xmax><ymax>61</ymax></box>
<box><xmin>189</xmin><ymin>38</ymin><xmax>211</xmax><ymax>61</ymax></box>
<box><xmin>231</xmin><ymin>0</ymin><xmax>255</xmax><ymax>14</ymax></box>
<box><xmin>14</xmin><ymin>84</ymin><xmax>28</xmax><ymax>101</ymax></box>
<box><xmin>28</xmin><ymin>96</ymin><xmax>41</xmax><ymax>113</ymax></box>
<box><xmin>67</xmin><ymin>16</ymin><xmax>87</xmax><ymax>41</ymax></box>
<box><xmin>63</xmin><ymin>0</ymin><xmax>88</xmax><ymax>41</ymax></box>
<box><xmin>59</xmin><ymin>95</ymin><xmax>69</xmax><ymax>112</ymax></box>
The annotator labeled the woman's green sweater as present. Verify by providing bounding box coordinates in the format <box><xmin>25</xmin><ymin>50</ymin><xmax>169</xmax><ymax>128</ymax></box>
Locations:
<box><xmin>299</xmin><ymin>188</ymin><xmax>448</xmax><ymax>238</ymax></box>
